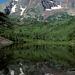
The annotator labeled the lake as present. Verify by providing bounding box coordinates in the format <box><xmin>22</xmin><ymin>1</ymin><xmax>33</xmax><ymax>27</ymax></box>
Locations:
<box><xmin>0</xmin><ymin>44</ymin><xmax>75</xmax><ymax>75</ymax></box>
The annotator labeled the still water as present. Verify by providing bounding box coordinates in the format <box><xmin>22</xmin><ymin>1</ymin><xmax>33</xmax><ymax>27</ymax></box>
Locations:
<box><xmin>0</xmin><ymin>44</ymin><xmax>75</xmax><ymax>75</ymax></box>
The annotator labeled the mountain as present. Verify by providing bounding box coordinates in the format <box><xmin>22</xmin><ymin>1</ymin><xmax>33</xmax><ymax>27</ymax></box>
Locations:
<box><xmin>0</xmin><ymin>0</ymin><xmax>74</xmax><ymax>20</ymax></box>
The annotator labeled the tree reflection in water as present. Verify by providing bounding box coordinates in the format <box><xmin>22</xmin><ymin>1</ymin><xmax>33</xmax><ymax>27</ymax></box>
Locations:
<box><xmin>0</xmin><ymin>44</ymin><xmax>75</xmax><ymax>75</ymax></box>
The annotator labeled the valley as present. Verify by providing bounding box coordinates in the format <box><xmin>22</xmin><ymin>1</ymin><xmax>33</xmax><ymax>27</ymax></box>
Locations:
<box><xmin>0</xmin><ymin>0</ymin><xmax>75</xmax><ymax>75</ymax></box>
<box><xmin>0</xmin><ymin>1</ymin><xmax>75</xmax><ymax>74</ymax></box>
<box><xmin>0</xmin><ymin>12</ymin><xmax>75</xmax><ymax>45</ymax></box>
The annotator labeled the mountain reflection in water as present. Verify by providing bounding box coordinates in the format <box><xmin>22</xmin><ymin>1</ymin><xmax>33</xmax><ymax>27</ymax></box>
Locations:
<box><xmin>0</xmin><ymin>44</ymin><xmax>75</xmax><ymax>75</ymax></box>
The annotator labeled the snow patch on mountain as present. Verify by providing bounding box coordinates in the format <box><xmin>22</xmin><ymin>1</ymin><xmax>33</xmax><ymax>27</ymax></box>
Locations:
<box><xmin>51</xmin><ymin>5</ymin><xmax>63</xmax><ymax>10</ymax></box>
<box><xmin>11</xmin><ymin>5</ymin><xmax>16</xmax><ymax>13</ymax></box>
<box><xmin>14</xmin><ymin>0</ymin><xmax>19</xmax><ymax>2</ymax></box>
<box><xmin>46</xmin><ymin>9</ymin><xmax>51</xmax><ymax>11</ymax></box>
<box><xmin>50</xmin><ymin>1</ymin><xmax>54</xmax><ymax>3</ymax></box>
<box><xmin>20</xmin><ymin>6</ymin><xmax>27</xmax><ymax>16</ymax></box>
<box><xmin>46</xmin><ymin>5</ymin><xmax>63</xmax><ymax>11</ymax></box>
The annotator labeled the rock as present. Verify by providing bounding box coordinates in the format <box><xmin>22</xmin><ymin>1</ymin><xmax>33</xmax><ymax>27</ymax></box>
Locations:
<box><xmin>0</xmin><ymin>36</ymin><xmax>13</xmax><ymax>48</ymax></box>
<box><xmin>66</xmin><ymin>68</ymin><xmax>75</xmax><ymax>75</ymax></box>
<box><xmin>71</xmin><ymin>43</ymin><xmax>75</xmax><ymax>45</ymax></box>
<box><xmin>41</xmin><ymin>0</ymin><xmax>59</xmax><ymax>10</ymax></box>
<box><xmin>44</xmin><ymin>73</ymin><xmax>51</xmax><ymax>75</ymax></box>
<box><xmin>66</xmin><ymin>71</ymin><xmax>75</xmax><ymax>75</ymax></box>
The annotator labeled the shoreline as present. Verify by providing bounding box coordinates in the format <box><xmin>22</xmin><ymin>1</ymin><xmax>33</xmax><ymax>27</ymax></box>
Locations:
<box><xmin>0</xmin><ymin>36</ymin><xmax>13</xmax><ymax>48</ymax></box>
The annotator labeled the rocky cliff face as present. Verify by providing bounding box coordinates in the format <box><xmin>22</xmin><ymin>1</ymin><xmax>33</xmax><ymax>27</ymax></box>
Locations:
<box><xmin>62</xmin><ymin>0</ymin><xmax>75</xmax><ymax>16</ymax></box>
<box><xmin>0</xmin><ymin>0</ymin><xmax>75</xmax><ymax>19</ymax></box>
<box><xmin>61</xmin><ymin>0</ymin><xmax>75</xmax><ymax>9</ymax></box>
<box><xmin>41</xmin><ymin>0</ymin><xmax>59</xmax><ymax>10</ymax></box>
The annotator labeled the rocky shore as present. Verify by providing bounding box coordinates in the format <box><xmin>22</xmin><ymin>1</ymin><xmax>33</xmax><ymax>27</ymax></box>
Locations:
<box><xmin>0</xmin><ymin>36</ymin><xmax>13</xmax><ymax>48</ymax></box>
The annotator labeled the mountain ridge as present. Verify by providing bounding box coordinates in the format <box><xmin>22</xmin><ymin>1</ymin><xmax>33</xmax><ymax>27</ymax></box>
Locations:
<box><xmin>0</xmin><ymin>0</ymin><xmax>75</xmax><ymax>19</ymax></box>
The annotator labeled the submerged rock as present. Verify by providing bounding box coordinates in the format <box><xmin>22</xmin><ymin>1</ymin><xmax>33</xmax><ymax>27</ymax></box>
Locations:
<box><xmin>66</xmin><ymin>69</ymin><xmax>75</xmax><ymax>75</ymax></box>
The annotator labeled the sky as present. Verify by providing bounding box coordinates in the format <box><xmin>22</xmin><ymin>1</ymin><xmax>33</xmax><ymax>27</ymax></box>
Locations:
<box><xmin>58</xmin><ymin>0</ymin><xmax>62</xmax><ymax>2</ymax></box>
<box><xmin>0</xmin><ymin>0</ymin><xmax>8</xmax><ymax>4</ymax></box>
<box><xmin>0</xmin><ymin>0</ymin><xmax>62</xmax><ymax>4</ymax></box>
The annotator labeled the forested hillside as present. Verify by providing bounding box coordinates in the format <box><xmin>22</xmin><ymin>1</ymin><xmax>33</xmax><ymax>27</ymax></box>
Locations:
<box><xmin>0</xmin><ymin>12</ymin><xmax>13</xmax><ymax>28</ymax></box>
<box><xmin>0</xmin><ymin>12</ymin><xmax>13</xmax><ymax>46</ymax></box>
<box><xmin>0</xmin><ymin>12</ymin><xmax>13</xmax><ymax>36</ymax></box>
<box><xmin>0</xmin><ymin>12</ymin><xmax>75</xmax><ymax>43</ymax></box>
<box><xmin>46</xmin><ymin>12</ymin><xmax>72</xmax><ymax>23</ymax></box>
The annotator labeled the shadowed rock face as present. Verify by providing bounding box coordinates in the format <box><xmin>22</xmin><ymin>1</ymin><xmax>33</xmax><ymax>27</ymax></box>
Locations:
<box><xmin>41</xmin><ymin>0</ymin><xmax>59</xmax><ymax>10</ymax></box>
<box><xmin>5</xmin><ymin>6</ymin><xmax>11</xmax><ymax>15</ymax></box>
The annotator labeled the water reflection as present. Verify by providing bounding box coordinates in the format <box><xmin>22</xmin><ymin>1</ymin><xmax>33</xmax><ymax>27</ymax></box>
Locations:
<box><xmin>0</xmin><ymin>44</ymin><xmax>75</xmax><ymax>75</ymax></box>
<box><xmin>0</xmin><ymin>46</ymin><xmax>13</xmax><ymax>70</ymax></box>
<box><xmin>0</xmin><ymin>59</ymin><xmax>67</xmax><ymax>75</ymax></box>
